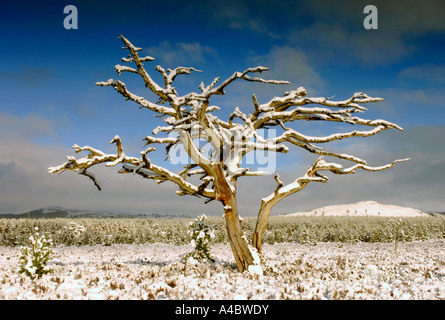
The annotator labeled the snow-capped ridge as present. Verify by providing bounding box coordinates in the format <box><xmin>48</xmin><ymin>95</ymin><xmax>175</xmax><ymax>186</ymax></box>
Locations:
<box><xmin>285</xmin><ymin>201</ymin><xmax>429</xmax><ymax>217</ymax></box>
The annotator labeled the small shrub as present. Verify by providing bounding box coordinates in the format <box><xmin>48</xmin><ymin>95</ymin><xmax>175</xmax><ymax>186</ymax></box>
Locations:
<box><xmin>184</xmin><ymin>214</ymin><xmax>215</xmax><ymax>263</ymax></box>
<box><xmin>18</xmin><ymin>227</ymin><xmax>54</xmax><ymax>279</ymax></box>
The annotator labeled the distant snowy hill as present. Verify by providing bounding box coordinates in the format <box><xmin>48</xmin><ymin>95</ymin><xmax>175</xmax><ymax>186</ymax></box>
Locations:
<box><xmin>285</xmin><ymin>201</ymin><xmax>430</xmax><ymax>217</ymax></box>
<box><xmin>0</xmin><ymin>206</ymin><xmax>190</xmax><ymax>219</ymax></box>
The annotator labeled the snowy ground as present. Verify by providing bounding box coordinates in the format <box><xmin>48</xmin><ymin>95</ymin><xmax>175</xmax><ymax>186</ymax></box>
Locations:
<box><xmin>1</xmin><ymin>241</ymin><xmax>444</xmax><ymax>300</ymax></box>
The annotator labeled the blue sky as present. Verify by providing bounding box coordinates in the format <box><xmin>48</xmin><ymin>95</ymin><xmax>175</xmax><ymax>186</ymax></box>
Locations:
<box><xmin>0</xmin><ymin>0</ymin><xmax>444</xmax><ymax>216</ymax></box>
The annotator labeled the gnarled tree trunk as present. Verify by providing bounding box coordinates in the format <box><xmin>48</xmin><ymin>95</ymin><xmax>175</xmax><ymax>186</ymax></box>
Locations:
<box><xmin>214</xmin><ymin>166</ymin><xmax>254</xmax><ymax>272</ymax></box>
<box><xmin>222</xmin><ymin>197</ymin><xmax>254</xmax><ymax>272</ymax></box>
<box><xmin>252</xmin><ymin>200</ymin><xmax>275</xmax><ymax>254</ymax></box>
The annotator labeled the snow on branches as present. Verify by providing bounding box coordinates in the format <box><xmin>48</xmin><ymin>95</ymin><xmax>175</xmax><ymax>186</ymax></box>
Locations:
<box><xmin>49</xmin><ymin>36</ymin><xmax>409</xmax><ymax>271</ymax></box>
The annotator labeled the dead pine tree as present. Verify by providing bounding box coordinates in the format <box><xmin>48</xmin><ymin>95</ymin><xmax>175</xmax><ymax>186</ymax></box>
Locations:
<box><xmin>49</xmin><ymin>36</ymin><xmax>409</xmax><ymax>272</ymax></box>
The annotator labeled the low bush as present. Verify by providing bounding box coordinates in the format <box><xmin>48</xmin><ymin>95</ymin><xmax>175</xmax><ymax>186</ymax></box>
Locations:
<box><xmin>0</xmin><ymin>215</ymin><xmax>443</xmax><ymax>247</ymax></box>
<box><xmin>184</xmin><ymin>214</ymin><xmax>215</xmax><ymax>263</ymax></box>
<box><xmin>18</xmin><ymin>227</ymin><xmax>54</xmax><ymax>279</ymax></box>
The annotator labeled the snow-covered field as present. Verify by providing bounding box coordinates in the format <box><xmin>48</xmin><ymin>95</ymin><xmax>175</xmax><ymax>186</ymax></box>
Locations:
<box><xmin>1</xmin><ymin>240</ymin><xmax>444</xmax><ymax>300</ymax></box>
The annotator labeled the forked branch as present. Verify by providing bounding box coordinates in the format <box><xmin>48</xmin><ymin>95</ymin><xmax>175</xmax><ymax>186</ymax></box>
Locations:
<box><xmin>252</xmin><ymin>156</ymin><xmax>410</xmax><ymax>252</ymax></box>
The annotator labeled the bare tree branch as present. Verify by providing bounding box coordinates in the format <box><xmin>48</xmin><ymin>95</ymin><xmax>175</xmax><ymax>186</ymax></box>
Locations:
<box><xmin>49</xmin><ymin>136</ymin><xmax>215</xmax><ymax>199</ymax></box>
<box><xmin>252</xmin><ymin>157</ymin><xmax>410</xmax><ymax>251</ymax></box>
<box><xmin>202</xmin><ymin>66</ymin><xmax>290</xmax><ymax>98</ymax></box>
<box><xmin>96</xmin><ymin>79</ymin><xmax>176</xmax><ymax>116</ymax></box>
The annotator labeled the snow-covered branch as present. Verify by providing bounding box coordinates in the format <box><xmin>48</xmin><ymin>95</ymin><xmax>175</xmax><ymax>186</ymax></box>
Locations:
<box><xmin>95</xmin><ymin>79</ymin><xmax>176</xmax><ymax>116</ymax></box>
<box><xmin>118</xmin><ymin>35</ymin><xmax>170</xmax><ymax>101</ymax></box>
<box><xmin>48</xmin><ymin>136</ymin><xmax>216</xmax><ymax>199</ymax></box>
<box><xmin>201</xmin><ymin>66</ymin><xmax>290</xmax><ymax>98</ymax></box>
<box><xmin>252</xmin><ymin>156</ymin><xmax>410</xmax><ymax>251</ymax></box>
<box><xmin>259</xmin><ymin>156</ymin><xmax>410</xmax><ymax>211</ymax></box>
<box><xmin>156</xmin><ymin>65</ymin><xmax>203</xmax><ymax>88</ymax></box>
<box><xmin>48</xmin><ymin>136</ymin><xmax>139</xmax><ymax>180</ymax></box>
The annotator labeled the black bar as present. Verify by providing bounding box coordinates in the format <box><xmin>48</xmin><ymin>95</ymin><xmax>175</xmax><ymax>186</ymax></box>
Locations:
<box><xmin>0</xmin><ymin>300</ymin><xmax>440</xmax><ymax>319</ymax></box>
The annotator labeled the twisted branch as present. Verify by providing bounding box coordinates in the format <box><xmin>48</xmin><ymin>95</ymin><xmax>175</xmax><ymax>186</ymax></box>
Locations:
<box><xmin>253</xmin><ymin>156</ymin><xmax>410</xmax><ymax>252</ymax></box>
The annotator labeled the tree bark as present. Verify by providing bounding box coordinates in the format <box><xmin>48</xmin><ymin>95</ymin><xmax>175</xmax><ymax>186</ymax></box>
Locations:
<box><xmin>214</xmin><ymin>166</ymin><xmax>254</xmax><ymax>272</ymax></box>
<box><xmin>223</xmin><ymin>198</ymin><xmax>254</xmax><ymax>272</ymax></box>
<box><xmin>252</xmin><ymin>199</ymin><xmax>276</xmax><ymax>254</ymax></box>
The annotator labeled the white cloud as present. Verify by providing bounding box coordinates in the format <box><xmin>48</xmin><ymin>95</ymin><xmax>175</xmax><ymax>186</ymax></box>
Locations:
<box><xmin>248</xmin><ymin>45</ymin><xmax>325</xmax><ymax>95</ymax></box>
<box><xmin>289</xmin><ymin>23</ymin><xmax>413</xmax><ymax>66</ymax></box>
<box><xmin>300</xmin><ymin>0</ymin><xmax>445</xmax><ymax>34</ymax></box>
<box><xmin>399</xmin><ymin>65</ymin><xmax>445</xmax><ymax>84</ymax></box>
<box><xmin>364</xmin><ymin>87</ymin><xmax>445</xmax><ymax>119</ymax></box>
<box><xmin>174</xmin><ymin>1</ymin><xmax>445</xmax><ymax>67</ymax></box>
<box><xmin>0</xmin><ymin>66</ymin><xmax>52</xmax><ymax>88</ymax></box>
<box><xmin>0</xmin><ymin>112</ymin><xmax>222</xmax><ymax>216</ymax></box>
<box><xmin>185</xmin><ymin>0</ymin><xmax>281</xmax><ymax>39</ymax></box>
<box><xmin>144</xmin><ymin>41</ymin><xmax>219</xmax><ymax>67</ymax></box>
<box><xmin>0</xmin><ymin>113</ymin><xmax>55</xmax><ymax>140</ymax></box>
<box><xmin>281</xmin><ymin>1</ymin><xmax>445</xmax><ymax>66</ymax></box>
